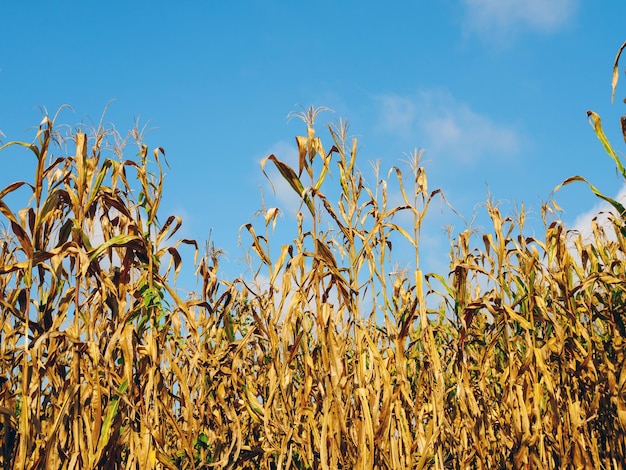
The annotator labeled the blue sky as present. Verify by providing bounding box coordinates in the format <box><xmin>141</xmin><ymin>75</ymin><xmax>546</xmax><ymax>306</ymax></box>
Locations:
<box><xmin>1</xmin><ymin>1</ymin><xmax>626</xmax><ymax>291</ymax></box>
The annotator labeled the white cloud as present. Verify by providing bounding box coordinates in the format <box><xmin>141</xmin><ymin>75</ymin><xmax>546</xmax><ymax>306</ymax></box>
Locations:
<box><xmin>376</xmin><ymin>95</ymin><xmax>417</xmax><ymax>137</ymax></box>
<box><xmin>376</xmin><ymin>89</ymin><xmax>520</xmax><ymax>163</ymax></box>
<box><xmin>462</xmin><ymin>0</ymin><xmax>578</xmax><ymax>41</ymax></box>
<box><xmin>570</xmin><ymin>185</ymin><xmax>626</xmax><ymax>243</ymax></box>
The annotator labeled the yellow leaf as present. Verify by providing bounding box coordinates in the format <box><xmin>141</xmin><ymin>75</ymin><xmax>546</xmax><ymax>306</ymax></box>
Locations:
<box><xmin>611</xmin><ymin>41</ymin><xmax>626</xmax><ymax>103</ymax></box>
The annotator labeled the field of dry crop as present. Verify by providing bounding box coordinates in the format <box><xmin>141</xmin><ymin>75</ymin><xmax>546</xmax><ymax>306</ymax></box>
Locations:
<box><xmin>1</xmin><ymin>45</ymin><xmax>626</xmax><ymax>470</ymax></box>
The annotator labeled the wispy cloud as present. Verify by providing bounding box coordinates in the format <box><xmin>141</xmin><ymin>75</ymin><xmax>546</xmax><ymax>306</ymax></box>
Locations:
<box><xmin>462</xmin><ymin>0</ymin><xmax>579</xmax><ymax>42</ymax></box>
<box><xmin>375</xmin><ymin>89</ymin><xmax>521</xmax><ymax>164</ymax></box>
<box><xmin>570</xmin><ymin>185</ymin><xmax>626</xmax><ymax>243</ymax></box>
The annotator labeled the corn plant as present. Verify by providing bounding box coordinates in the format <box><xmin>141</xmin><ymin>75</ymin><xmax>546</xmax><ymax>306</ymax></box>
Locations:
<box><xmin>1</xmin><ymin>41</ymin><xmax>626</xmax><ymax>469</ymax></box>
<box><xmin>556</xmin><ymin>40</ymin><xmax>626</xmax><ymax>233</ymax></box>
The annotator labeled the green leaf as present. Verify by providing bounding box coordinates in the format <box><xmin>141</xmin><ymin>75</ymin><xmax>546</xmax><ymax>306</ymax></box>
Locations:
<box><xmin>88</xmin><ymin>234</ymin><xmax>143</xmax><ymax>262</ymax></box>
<box><xmin>261</xmin><ymin>154</ymin><xmax>315</xmax><ymax>217</ymax></box>
<box><xmin>95</xmin><ymin>380</ymin><xmax>128</xmax><ymax>455</ymax></box>
<box><xmin>86</xmin><ymin>158</ymin><xmax>113</xmax><ymax>209</ymax></box>
<box><xmin>555</xmin><ymin>175</ymin><xmax>626</xmax><ymax>219</ymax></box>
<box><xmin>586</xmin><ymin>110</ymin><xmax>626</xmax><ymax>180</ymax></box>
<box><xmin>0</xmin><ymin>140</ymin><xmax>40</xmax><ymax>158</ymax></box>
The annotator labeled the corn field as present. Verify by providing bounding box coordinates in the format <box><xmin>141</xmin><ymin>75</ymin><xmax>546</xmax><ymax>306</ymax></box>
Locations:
<box><xmin>1</xmin><ymin>45</ymin><xmax>626</xmax><ymax>469</ymax></box>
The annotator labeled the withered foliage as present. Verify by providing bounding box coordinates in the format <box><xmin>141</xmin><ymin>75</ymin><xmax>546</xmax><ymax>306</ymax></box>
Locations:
<box><xmin>1</xmin><ymin>43</ymin><xmax>626</xmax><ymax>470</ymax></box>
